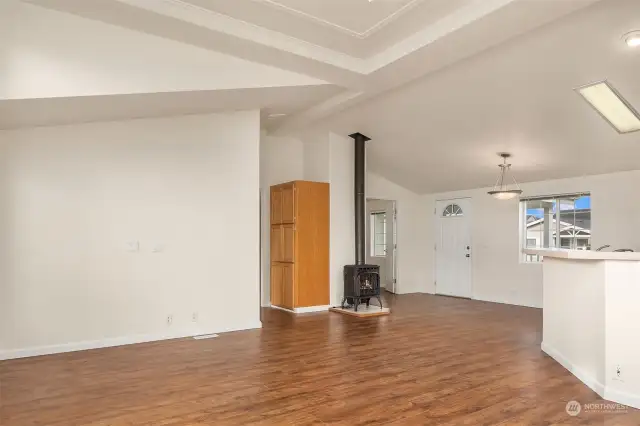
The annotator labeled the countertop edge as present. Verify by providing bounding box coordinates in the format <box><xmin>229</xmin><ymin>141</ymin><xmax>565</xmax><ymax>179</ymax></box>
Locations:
<box><xmin>523</xmin><ymin>248</ymin><xmax>640</xmax><ymax>261</ymax></box>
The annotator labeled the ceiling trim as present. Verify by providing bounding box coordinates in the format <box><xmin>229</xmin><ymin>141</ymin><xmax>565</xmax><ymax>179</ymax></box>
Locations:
<box><xmin>115</xmin><ymin>0</ymin><xmax>366</xmax><ymax>72</ymax></box>
<box><xmin>114</xmin><ymin>0</ymin><xmax>521</xmax><ymax>76</ymax></box>
<box><xmin>368</xmin><ymin>0</ymin><xmax>518</xmax><ymax>69</ymax></box>
<box><xmin>258</xmin><ymin>0</ymin><xmax>425</xmax><ymax>39</ymax></box>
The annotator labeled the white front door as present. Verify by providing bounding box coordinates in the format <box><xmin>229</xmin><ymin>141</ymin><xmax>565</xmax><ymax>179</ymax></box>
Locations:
<box><xmin>435</xmin><ymin>199</ymin><xmax>472</xmax><ymax>298</ymax></box>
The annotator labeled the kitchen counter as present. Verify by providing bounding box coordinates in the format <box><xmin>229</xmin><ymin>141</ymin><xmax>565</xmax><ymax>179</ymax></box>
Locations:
<box><xmin>529</xmin><ymin>248</ymin><xmax>640</xmax><ymax>409</ymax></box>
<box><xmin>524</xmin><ymin>248</ymin><xmax>640</xmax><ymax>261</ymax></box>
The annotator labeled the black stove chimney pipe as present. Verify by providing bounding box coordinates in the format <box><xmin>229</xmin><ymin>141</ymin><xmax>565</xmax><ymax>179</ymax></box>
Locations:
<box><xmin>349</xmin><ymin>132</ymin><xmax>371</xmax><ymax>265</ymax></box>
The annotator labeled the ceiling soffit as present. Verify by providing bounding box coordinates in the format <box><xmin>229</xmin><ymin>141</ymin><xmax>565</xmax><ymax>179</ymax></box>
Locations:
<box><xmin>254</xmin><ymin>0</ymin><xmax>423</xmax><ymax>39</ymax></box>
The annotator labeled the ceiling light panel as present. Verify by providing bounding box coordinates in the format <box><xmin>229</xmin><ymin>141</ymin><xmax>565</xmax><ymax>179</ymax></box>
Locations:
<box><xmin>575</xmin><ymin>81</ymin><xmax>640</xmax><ymax>134</ymax></box>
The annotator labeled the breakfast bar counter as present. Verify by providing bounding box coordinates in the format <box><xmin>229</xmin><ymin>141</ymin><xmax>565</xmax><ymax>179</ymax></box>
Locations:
<box><xmin>524</xmin><ymin>248</ymin><xmax>640</xmax><ymax>409</ymax></box>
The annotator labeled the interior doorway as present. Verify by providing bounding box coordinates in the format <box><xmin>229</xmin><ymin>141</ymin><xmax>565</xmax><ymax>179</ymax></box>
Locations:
<box><xmin>366</xmin><ymin>198</ymin><xmax>397</xmax><ymax>294</ymax></box>
<box><xmin>435</xmin><ymin>198</ymin><xmax>472</xmax><ymax>298</ymax></box>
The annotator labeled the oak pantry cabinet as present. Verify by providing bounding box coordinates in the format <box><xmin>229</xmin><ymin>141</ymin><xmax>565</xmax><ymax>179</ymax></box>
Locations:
<box><xmin>270</xmin><ymin>181</ymin><xmax>329</xmax><ymax>312</ymax></box>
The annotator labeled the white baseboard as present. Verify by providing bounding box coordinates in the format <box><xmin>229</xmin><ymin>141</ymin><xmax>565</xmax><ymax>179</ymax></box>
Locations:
<box><xmin>472</xmin><ymin>295</ymin><xmax>542</xmax><ymax>309</ymax></box>
<box><xmin>269</xmin><ymin>304</ymin><xmax>294</xmax><ymax>313</ymax></box>
<box><xmin>269</xmin><ymin>304</ymin><xmax>330</xmax><ymax>314</ymax></box>
<box><xmin>543</xmin><ymin>341</ymin><xmax>640</xmax><ymax>409</ymax></box>
<box><xmin>541</xmin><ymin>341</ymin><xmax>606</xmax><ymax>396</ymax></box>
<box><xmin>294</xmin><ymin>305</ymin><xmax>330</xmax><ymax>313</ymax></box>
<box><xmin>0</xmin><ymin>321</ymin><xmax>262</xmax><ymax>361</ymax></box>
<box><xmin>604</xmin><ymin>387</ymin><xmax>640</xmax><ymax>410</ymax></box>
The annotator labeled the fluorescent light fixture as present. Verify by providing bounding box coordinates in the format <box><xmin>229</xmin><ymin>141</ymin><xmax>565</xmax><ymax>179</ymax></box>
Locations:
<box><xmin>575</xmin><ymin>81</ymin><xmax>640</xmax><ymax>134</ymax></box>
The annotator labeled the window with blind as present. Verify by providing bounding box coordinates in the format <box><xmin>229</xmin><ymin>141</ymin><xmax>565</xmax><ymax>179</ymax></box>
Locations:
<box><xmin>370</xmin><ymin>211</ymin><xmax>387</xmax><ymax>257</ymax></box>
<box><xmin>520</xmin><ymin>193</ymin><xmax>591</xmax><ymax>262</ymax></box>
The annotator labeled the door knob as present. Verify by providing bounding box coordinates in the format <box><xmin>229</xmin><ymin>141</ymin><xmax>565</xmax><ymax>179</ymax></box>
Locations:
<box><xmin>465</xmin><ymin>254</ymin><xmax>470</xmax><ymax>258</ymax></box>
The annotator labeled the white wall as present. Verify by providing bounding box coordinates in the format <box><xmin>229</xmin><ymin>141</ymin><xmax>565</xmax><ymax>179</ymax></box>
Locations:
<box><xmin>605</xmin><ymin>261</ymin><xmax>640</xmax><ymax>407</ymax></box>
<box><xmin>542</xmin><ymin>258</ymin><xmax>640</xmax><ymax>409</ymax></box>
<box><xmin>0</xmin><ymin>111</ymin><xmax>261</xmax><ymax>359</ymax></box>
<box><xmin>260</xmin><ymin>132</ymin><xmax>353</xmax><ymax>307</ymax></box>
<box><xmin>261</xmin><ymin>133</ymin><xmax>434</xmax><ymax>305</ymax></box>
<box><xmin>303</xmin><ymin>133</ymin><xmax>330</xmax><ymax>183</ymax></box>
<box><xmin>543</xmin><ymin>258</ymin><xmax>606</xmax><ymax>390</ymax></box>
<box><xmin>367</xmin><ymin>172</ymin><xmax>431</xmax><ymax>294</ymax></box>
<box><xmin>259</xmin><ymin>135</ymin><xmax>304</xmax><ymax>306</ymax></box>
<box><xmin>426</xmin><ymin>170</ymin><xmax>640</xmax><ymax>308</ymax></box>
<box><xmin>0</xmin><ymin>1</ymin><xmax>325</xmax><ymax>100</ymax></box>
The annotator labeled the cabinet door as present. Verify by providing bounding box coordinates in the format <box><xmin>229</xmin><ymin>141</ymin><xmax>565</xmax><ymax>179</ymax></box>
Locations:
<box><xmin>270</xmin><ymin>263</ymin><xmax>284</xmax><ymax>307</ymax></box>
<box><xmin>282</xmin><ymin>224</ymin><xmax>295</xmax><ymax>263</ymax></box>
<box><xmin>281</xmin><ymin>185</ymin><xmax>295</xmax><ymax>224</ymax></box>
<box><xmin>270</xmin><ymin>225</ymin><xmax>283</xmax><ymax>262</ymax></box>
<box><xmin>271</xmin><ymin>188</ymin><xmax>282</xmax><ymax>225</ymax></box>
<box><xmin>283</xmin><ymin>263</ymin><xmax>294</xmax><ymax>309</ymax></box>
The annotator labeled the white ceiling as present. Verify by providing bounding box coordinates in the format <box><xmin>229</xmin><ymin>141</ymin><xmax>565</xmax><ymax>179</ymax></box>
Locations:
<box><xmin>16</xmin><ymin>0</ymin><xmax>640</xmax><ymax>194</ymax></box>
<box><xmin>26</xmin><ymin>0</ymin><xmax>600</xmax><ymax>96</ymax></box>
<box><xmin>312</xmin><ymin>0</ymin><xmax>640</xmax><ymax>193</ymax></box>
<box><xmin>0</xmin><ymin>85</ymin><xmax>341</xmax><ymax>130</ymax></box>
<box><xmin>182</xmin><ymin>0</ymin><xmax>473</xmax><ymax>57</ymax></box>
<box><xmin>260</xmin><ymin>0</ymin><xmax>417</xmax><ymax>34</ymax></box>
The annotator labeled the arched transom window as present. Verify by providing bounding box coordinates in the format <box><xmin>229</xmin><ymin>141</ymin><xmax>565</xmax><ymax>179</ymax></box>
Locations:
<box><xmin>442</xmin><ymin>203</ymin><xmax>464</xmax><ymax>217</ymax></box>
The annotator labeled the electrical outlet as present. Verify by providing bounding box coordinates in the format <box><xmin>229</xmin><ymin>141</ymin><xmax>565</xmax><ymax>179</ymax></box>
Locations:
<box><xmin>192</xmin><ymin>312</ymin><xmax>198</xmax><ymax>322</ymax></box>
<box><xmin>167</xmin><ymin>315</ymin><xmax>173</xmax><ymax>325</ymax></box>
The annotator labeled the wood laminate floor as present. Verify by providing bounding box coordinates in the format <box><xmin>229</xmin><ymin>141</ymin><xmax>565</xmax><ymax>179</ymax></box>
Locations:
<box><xmin>1</xmin><ymin>293</ymin><xmax>638</xmax><ymax>425</ymax></box>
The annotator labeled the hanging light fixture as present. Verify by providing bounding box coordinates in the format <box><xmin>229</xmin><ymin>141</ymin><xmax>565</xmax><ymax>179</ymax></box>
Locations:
<box><xmin>488</xmin><ymin>153</ymin><xmax>522</xmax><ymax>200</ymax></box>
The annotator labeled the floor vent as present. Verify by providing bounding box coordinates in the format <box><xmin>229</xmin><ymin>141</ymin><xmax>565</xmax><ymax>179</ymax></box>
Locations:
<box><xmin>193</xmin><ymin>334</ymin><xmax>219</xmax><ymax>340</ymax></box>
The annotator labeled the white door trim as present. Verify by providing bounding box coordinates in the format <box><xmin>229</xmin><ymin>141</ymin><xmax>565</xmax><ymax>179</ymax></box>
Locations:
<box><xmin>434</xmin><ymin>197</ymin><xmax>473</xmax><ymax>298</ymax></box>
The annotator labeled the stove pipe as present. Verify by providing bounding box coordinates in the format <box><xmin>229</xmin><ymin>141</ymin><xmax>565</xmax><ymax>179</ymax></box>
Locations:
<box><xmin>349</xmin><ymin>132</ymin><xmax>371</xmax><ymax>265</ymax></box>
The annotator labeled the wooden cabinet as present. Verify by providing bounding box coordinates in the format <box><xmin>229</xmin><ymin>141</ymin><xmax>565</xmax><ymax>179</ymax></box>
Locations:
<box><xmin>282</xmin><ymin>224</ymin><xmax>295</xmax><ymax>263</ymax></box>
<box><xmin>270</xmin><ymin>188</ymin><xmax>282</xmax><ymax>225</ymax></box>
<box><xmin>281</xmin><ymin>184</ymin><xmax>295</xmax><ymax>224</ymax></box>
<box><xmin>270</xmin><ymin>223</ymin><xmax>294</xmax><ymax>263</ymax></box>
<box><xmin>283</xmin><ymin>263</ymin><xmax>294</xmax><ymax>309</ymax></box>
<box><xmin>270</xmin><ymin>226</ymin><xmax>283</xmax><ymax>262</ymax></box>
<box><xmin>270</xmin><ymin>264</ymin><xmax>284</xmax><ymax>307</ymax></box>
<box><xmin>270</xmin><ymin>181</ymin><xmax>329</xmax><ymax>311</ymax></box>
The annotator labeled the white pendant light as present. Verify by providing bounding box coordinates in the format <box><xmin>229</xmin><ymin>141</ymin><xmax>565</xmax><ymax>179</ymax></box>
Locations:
<box><xmin>488</xmin><ymin>153</ymin><xmax>522</xmax><ymax>200</ymax></box>
<box><xmin>623</xmin><ymin>30</ymin><xmax>640</xmax><ymax>48</ymax></box>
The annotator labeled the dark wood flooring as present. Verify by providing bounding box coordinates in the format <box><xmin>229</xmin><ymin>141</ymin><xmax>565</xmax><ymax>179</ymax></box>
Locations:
<box><xmin>1</xmin><ymin>293</ymin><xmax>638</xmax><ymax>425</ymax></box>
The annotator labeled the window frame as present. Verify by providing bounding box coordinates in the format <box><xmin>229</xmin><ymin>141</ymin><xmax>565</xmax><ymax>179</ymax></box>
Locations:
<box><xmin>370</xmin><ymin>211</ymin><xmax>387</xmax><ymax>258</ymax></box>
<box><xmin>442</xmin><ymin>203</ymin><xmax>464</xmax><ymax>217</ymax></box>
<box><xmin>520</xmin><ymin>192</ymin><xmax>591</xmax><ymax>263</ymax></box>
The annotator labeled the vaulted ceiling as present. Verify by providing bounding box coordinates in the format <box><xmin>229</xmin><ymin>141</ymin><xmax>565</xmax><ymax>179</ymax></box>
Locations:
<box><xmin>24</xmin><ymin>0</ymin><xmax>602</xmax><ymax>131</ymax></box>
<box><xmin>169</xmin><ymin>0</ymin><xmax>476</xmax><ymax>58</ymax></box>
<box><xmin>12</xmin><ymin>0</ymin><xmax>640</xmax><ymax>193</ymax></box>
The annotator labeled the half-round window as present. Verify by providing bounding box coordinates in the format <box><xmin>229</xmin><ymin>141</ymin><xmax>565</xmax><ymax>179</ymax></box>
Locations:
<box><xmin>442</xmin><ymin>203</ymin><xmax>463</xmax><ymax>217</ymax></box>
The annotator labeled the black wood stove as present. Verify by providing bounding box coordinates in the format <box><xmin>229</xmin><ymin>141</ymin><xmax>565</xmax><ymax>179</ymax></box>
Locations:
<box><xmin>341</xmin><ymin>132</ymin><xmax>382</xmax><ymax>312</ymax></box>
<box><xmin>342</xmin><ymin>264</ymin><xmax>381</xmax><ymax>311</ymax></box>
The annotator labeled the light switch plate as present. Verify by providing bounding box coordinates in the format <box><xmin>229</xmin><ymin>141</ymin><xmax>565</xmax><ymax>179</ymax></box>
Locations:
<box><xmin>126</xmin><ymin>241</ymin><xmax>140</xmax><ymax>252</ymax></box>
